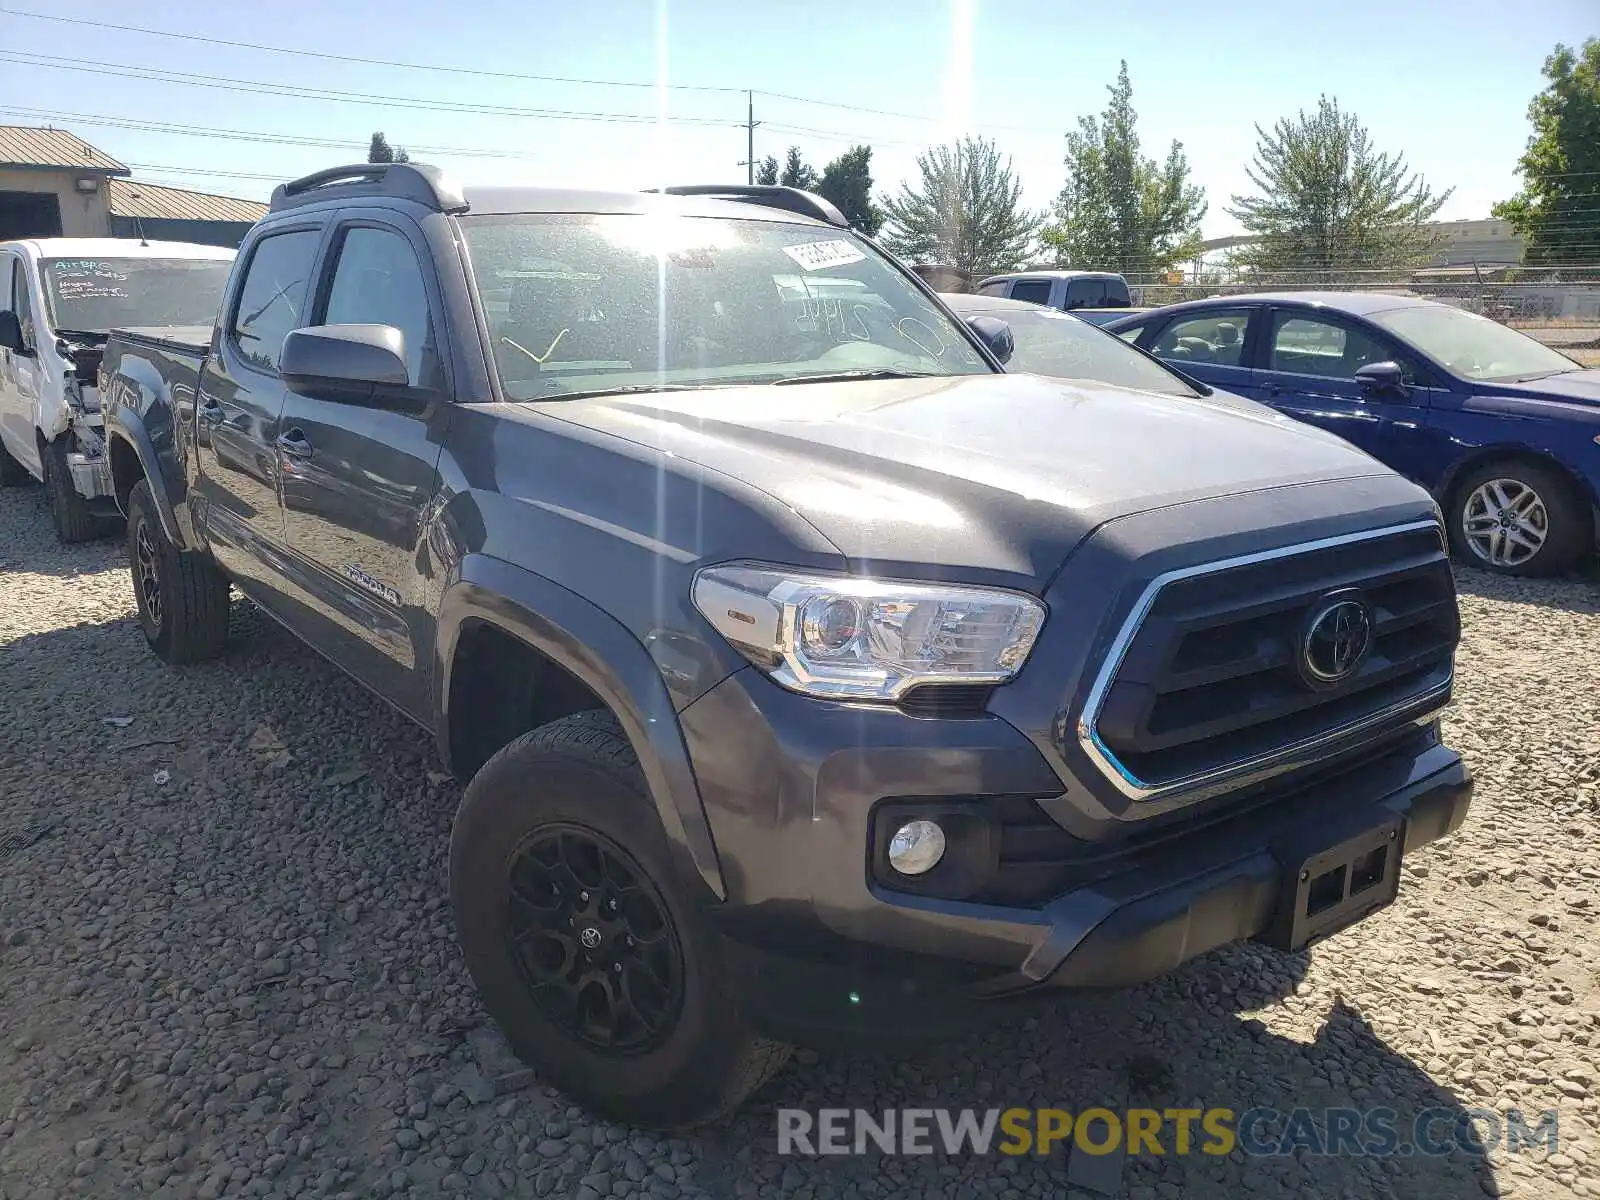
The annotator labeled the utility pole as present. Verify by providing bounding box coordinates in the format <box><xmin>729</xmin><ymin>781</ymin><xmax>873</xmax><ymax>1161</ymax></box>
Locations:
<box><xmin>736</xmin><ymin>90</ymin><xmax>761</xmax><ymax>184</ymax></box>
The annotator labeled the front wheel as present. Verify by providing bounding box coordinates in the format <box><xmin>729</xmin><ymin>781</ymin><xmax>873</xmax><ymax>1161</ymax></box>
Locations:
<box><xmin>42</xmin><ymin>437</ymin><xmax>104</xmax><ymax>543</ymax></box>
<box><xmin>1449</xmin><ymin>461</ymin><xmax>1591</xmax><ymax>577</ymax></box>
<box><xmin>126</xmin><ymin>479</ymin><xmax>231</xmax><ymax>663</ymax></box>
<box><xmin>449</xmin><ymin>711</ymin><xmax>790</xmax><ymax>1128</ymax></box>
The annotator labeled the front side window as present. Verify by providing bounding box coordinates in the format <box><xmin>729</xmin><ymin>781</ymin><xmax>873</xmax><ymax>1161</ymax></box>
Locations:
<box><xmin>460</xmin><ymin>214</ymin><xmax>991</xmax><ymax>401</ymax></box>
<box><xmin>13</xmin><ymin>257</ymin><xmax>34</xmax><ymax>342</ymax></box>
<box><xmin>230</xmin><ymin>231</ymin><xmax>322</xmax><ymax>373</ymax></box>
<box><xmin>969</xmin><ymin>304</ymin><xmax>1200</xmax><ymax>397</ymax></box>
<box><xmin>322</xmin><ymin>227</ymin><xmax>438</xmax><ymax>388</ymax></box>
<box><xmin>976</xmin><ymin>281</ymin><xmax>1009</xmax><ymax>297</ymax></box>
<box><xmin>41</xmin><ymin>257</ymin><xmax>231</xmax><ymax>335</ymax></box>
<box><xmin>1152</xmin><ymin>309</ymin><xmax>1255</xmax><ymax>367</ymax></box>
<box><xmin>1269</xmin><ymin>312</ymin><xmax>1389</xmax><ymax>379</ymax></box>
<box><xmin>1007</xmin><ymin>279</ymin><xmax>1053</xmax><ymax>306</ymax></box>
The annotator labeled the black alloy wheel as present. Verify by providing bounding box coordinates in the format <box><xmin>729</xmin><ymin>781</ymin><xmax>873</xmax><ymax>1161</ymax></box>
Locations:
<box><xmin>505</xmin><ymin>824</ymin><xmax>685</xmax><ymax>1056</ymax></box>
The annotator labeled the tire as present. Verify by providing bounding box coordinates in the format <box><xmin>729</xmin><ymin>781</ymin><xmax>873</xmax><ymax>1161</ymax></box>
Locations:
<box><xmin>126</xmin><ymin>478</ymin><xmax>231</xmax><ymax>663</ymax></box>
<box><xmin>1448</xmin><ymin>460</ymin><xmax>1591</xmax><ymax>578</ymax></box>
<box><xmin>450</xmin><ymin>711</ymin><xmax>790</xmax><ymax>1129</ymax></box>
<box><xmin>41</xmin><ymin>437</ymin><xmax>103</xmax><ymax>543</ymax></box>
<box><xmin>0</xmin><ymin>438</ymin><xmax>29</xmax><ymax>487</ymax></box>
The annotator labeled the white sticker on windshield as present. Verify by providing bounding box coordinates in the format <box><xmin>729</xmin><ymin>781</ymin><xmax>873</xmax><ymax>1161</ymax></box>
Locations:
<box><xmin>782</xmin><ymin>239</ymin><xmax>867</xmax><ymax>272</ymax></box>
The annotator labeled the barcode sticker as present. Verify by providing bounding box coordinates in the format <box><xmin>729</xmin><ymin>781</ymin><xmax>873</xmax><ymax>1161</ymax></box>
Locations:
<box><xmin>781</xmin><ymin>239</ymin><xmax>867</xmax><ymax>272</ymax></box>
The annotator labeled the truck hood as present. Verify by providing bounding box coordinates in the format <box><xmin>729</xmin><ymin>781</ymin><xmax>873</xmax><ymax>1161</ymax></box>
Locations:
<box><xmin>544</xmin><ymin>372</ymin><xmax>1397</xmax><ymax>588</ymax></box>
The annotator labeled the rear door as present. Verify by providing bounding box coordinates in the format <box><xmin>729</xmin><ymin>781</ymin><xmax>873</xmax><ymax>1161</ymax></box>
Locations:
<box><xmin>276</xmin><ymin>214</ymin><xmax>449</xmax><ymax>720</ymax></box>
<box><xmin>1249</xmin><ymin>307</ymin><xmax>1438</xmax><ymax>470</ymax></box>
<box><xmin>1145</xmin><ymin>306</ymin><xmax>1260</xmax><ymax>396</ymax></box>
<box><xmin>194</xmin><ymin>223</ymin><xmax>327</xmax><ymax>591</ymax></box>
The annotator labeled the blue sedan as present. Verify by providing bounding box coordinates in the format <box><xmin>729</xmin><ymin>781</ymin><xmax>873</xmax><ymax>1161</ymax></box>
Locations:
<box><xmin>1106</xmin><ymin>293</ymin><xmax>1600</xmax><ymax>576</ymax></box>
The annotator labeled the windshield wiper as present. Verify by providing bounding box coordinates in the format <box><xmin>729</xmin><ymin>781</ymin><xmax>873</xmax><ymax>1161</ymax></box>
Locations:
<box><xmin>770</xmin><ymin>368</ymin><xmax>939</xmax><ymax>386</ymax></box>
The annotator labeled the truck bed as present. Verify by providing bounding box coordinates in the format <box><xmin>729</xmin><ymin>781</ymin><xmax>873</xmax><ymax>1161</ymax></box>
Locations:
<box><xmin>108</xmin><ymin>325</ymin><xmax>213</xmax><ymax>355</ymax></box>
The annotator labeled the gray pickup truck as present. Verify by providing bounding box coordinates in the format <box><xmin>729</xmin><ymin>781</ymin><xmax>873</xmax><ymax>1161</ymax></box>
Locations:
<box><xmin>98</xmin><ymin>163</ymin><xmax>1471</xmax><ymax>1128</ymax></box>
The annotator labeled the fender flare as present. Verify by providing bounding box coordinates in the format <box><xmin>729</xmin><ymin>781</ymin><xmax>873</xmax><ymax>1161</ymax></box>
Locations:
<box><xmin>105</xmin><ymin>411</ymin><xmax>187</xmax><ymax>549</ymax></box>
<box><xmin>435</xmin><ymin>554</ymin><xmax>726</xmax><ymax>901</ymax></box>
<box><xmin>102</xmin><ymin>354</ymin><xmax>191</xmax><ymax>549</ymax></box>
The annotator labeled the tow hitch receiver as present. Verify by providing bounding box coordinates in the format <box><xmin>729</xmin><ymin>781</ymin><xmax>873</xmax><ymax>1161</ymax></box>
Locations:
<box><xmin>1258</xmin><ymin>812</ymin><xmax>1403</xmax><ymax>953</ymax></box>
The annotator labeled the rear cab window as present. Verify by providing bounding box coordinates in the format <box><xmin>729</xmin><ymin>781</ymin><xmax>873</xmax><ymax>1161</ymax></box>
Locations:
<box><xmin>1008</xmin><ymin>278</ymin><xmax>1053</xmax><ymax>306</ymax></box>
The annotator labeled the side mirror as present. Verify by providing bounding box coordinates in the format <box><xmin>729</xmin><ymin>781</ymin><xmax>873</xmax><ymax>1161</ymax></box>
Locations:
<box><xmin>965</xmin><ymin>315</ymin><xmax>1014</xmax><ymax>365</ymax></box>
<box><xmin>1354</xmin><ymin>360</ymin><xmax>1408</xmax><ymax>397</ymax></box>
<box><xmin>0</xmin><ymin>311</ymin><xmax>24</xmax><ymax>354</ymax></box>
<box><xmin>280</xmin><ymin>324</ymin><xmax>411</xmax><ymax>402</ymax></box>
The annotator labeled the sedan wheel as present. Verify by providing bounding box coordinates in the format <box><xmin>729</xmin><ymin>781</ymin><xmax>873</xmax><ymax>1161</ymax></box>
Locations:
<box><xmin>1461</xmin><ymin>477</ymin><xmax>1548</xmax><ymax>570</ymax></box>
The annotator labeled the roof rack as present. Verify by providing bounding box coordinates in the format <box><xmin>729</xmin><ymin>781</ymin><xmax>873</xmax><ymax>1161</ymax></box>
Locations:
<box><xmin>270</xmin><ymin>163</ymin><xmax>468</xmax><ymax>215</ymax></box>
<box><xmin>650</xmin><ymin>184</ymin><xmax>848</xmax><ymax>229</ymax></box>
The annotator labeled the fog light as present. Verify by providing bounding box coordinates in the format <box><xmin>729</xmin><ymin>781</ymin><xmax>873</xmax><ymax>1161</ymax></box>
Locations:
<box><xmin>887</xmin><ymin>820</ymin><xmax>946</xmax><ymax>875</ymax></box>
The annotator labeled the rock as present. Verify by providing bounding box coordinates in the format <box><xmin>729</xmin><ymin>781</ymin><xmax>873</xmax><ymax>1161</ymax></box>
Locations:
<box><xmin>463</xmin><ymin>1153</ymin><xmax>487</xmax><ymax>1177</ymax></box>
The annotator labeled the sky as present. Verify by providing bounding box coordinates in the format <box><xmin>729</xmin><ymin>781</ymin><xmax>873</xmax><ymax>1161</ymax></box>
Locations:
<box><xmin>2</xmin><ymin>0</ymin><xmax>1594</xmax><ymax>239</ymax></box>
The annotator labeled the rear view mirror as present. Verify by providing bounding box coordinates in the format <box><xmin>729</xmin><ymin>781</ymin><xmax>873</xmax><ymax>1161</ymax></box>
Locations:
<box><xmin>1355</xmin><ymin>360</ymin><xmax>1408</xmax><ymax>397</ymax></box>
<box><xmin>281</xmin><ymin>324</ymin><xmax>411</xmax><ymax>402</ymax></box>
<box><xmin>0</xmin><ymin>311</ymin><xmax>24</xmax><ymax>354</ymax></box>
<box><xmin>965</xmin><ymin>315</ymin><xmax>1014</xmax><ymax>365</ymax></box>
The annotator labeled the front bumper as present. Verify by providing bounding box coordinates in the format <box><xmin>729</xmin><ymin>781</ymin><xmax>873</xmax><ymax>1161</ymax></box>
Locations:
<box><xmin>680</xmin><ymin>668</ymin><xmax>1470</xmax><ymax>1042</ymax></box>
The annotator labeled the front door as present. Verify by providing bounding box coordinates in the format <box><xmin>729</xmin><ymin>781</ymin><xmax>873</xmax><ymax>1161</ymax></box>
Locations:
<box><xmin>0</xmin><ymin>254</ymin><xmax>44</xmax><ymax>477</ymax></box>
<box><xmin>277</xmin><ymin>218</ymin><xmax>448</xmax><ymax>720</ymax></box>
<box><xmin>193</xmin><ymin>225</ymin><xmax>325</xmax><ymax>592</ymax></box>
<box><xmin>1146</xmin><ymin>306</ymin><xmax>1259</xmax><ymax>397</ymax></box>
<box><xmin>1248</xmin><ymin>308</ymin><xmax>1435</xmax><ymax>473</ymax></box>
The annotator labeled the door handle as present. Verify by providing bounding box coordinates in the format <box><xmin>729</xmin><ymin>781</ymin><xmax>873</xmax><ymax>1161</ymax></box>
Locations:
<box><xmin>199</xmin><ymin>399</ymin><xmax>224</xmax><ymax>425</ymax></box>
<box><xmin>276</xmin><ymin>430</ymin><xmax>313</xmax><ymax>460</ymax></box>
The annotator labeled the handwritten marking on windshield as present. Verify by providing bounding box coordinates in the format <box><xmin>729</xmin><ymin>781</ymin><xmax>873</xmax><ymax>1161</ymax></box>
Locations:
<box><xmin>501</xmin><ymin>331</ymin><xmax>569</xmax><ymax>365</ymax></box>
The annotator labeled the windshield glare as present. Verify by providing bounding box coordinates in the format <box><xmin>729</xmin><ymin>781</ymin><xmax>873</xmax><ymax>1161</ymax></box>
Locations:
<box><xmin>972</xmin><ymin>304</ymin><xmax>1200</xmax><ymax>397</ymax></box>
<box><xmin>42</xmin><ymin>257</ymin><xmax>233</xmax><ymax>334</ymax></box>
<box><xmin>1370</xmin><ymin>304</ymin><xmax>1578</xmax><ymax>382</ymax></box>
<box><xmin>460</xmin><ymin>213</ymin><xmax>991</xmax><ymax>400</ymax></box>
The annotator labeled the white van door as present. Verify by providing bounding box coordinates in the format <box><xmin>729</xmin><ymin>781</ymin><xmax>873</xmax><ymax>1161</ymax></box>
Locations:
<box><xmin>0</xmin><ymin>253</ymin><xmax>42</xmax><ymax>476</ymax></box>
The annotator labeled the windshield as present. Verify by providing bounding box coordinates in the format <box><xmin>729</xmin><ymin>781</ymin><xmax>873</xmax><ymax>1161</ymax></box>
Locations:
<box><xmin>460</xmin><ymin>213</ymin><xmax>991</xmax><ymax>400</ymax></box>
<box><xmin>41</xmin><ymin>257</ymin><xmax>233</xmax><ymax>335</ymax></box>
<box><xmin>1369</xmin><ymin>304</ymin><xmax>1578</xmax><ymax>382</ymax></box>
<box><xmin>965</xmin><ymin>303</ymin><xmax>1200</xmax><ymax>397</ymax></box>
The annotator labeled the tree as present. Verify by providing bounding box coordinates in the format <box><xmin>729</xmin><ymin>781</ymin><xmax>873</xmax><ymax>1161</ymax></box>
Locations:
<box><xmin>754</xmin><ymin>155</ymin><xmax>779</xmax><ymax>186</ymax></box>
<box><xmin>880</xmin><ymin>137</ymin><xmax>1040</xmax><ymax>277</ymax></box>
<box><xmin>367</xmin><ymin>132</ymin><xmax>411</xmax><ymax>165</ymax></box>
<box><xmin>779</xmin><ymin>146</ymin><xmax>817</xmax><ymax>191</ymax></box>
<box><xmin>1226</xmin><ymin>96</ymin><xmax>1449</xmax><ymax>272</ymax></box>
<box><xmin>814</xmin><ymin>145</ymin><xmax>884</xmax><ymax>235</ymax></box>
<box><xmin>1042</xmin><ymin>62</ymin><xmax>1206</xmax><ymax>276</ymax></box>
<box><xmin>1493</xmin><ymin>39</ymin><xmax>1600</xmax><ymax>265</ymax></box>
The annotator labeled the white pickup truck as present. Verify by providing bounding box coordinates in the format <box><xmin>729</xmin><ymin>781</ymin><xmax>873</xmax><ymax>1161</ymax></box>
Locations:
<box><xmin>0</xmin><ymin>238</ymin><xmax>234</xmax><ymax>542</ymax></box>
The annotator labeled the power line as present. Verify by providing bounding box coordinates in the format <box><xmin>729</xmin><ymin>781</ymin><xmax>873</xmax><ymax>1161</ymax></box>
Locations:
<box><xmin>0</xmin><ymin>5</ymin><xmax>743</xmax><ymax>93</ymax></box>
<box><xmin>0</xmin><ymin>4</ymin><xmax>1061</xmax><ymax>135</ymax></box>
<box><xmin>0</xmin><ymin>52</ymin><xmax>744</xmax><ymax>125</ymax></box>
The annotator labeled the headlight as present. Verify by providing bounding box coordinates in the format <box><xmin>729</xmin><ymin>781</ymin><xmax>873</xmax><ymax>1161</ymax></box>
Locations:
<box><xmin>692</xmin><ymin>564</ymin><xmax>1045</xmax><ymax>701</ymax></box>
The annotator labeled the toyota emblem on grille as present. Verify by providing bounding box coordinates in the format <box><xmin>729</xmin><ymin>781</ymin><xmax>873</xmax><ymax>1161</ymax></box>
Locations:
<box><xmin>1299</xmin><ymin>592</ymin><xmax>1373</xmax><ymax>686</ymax></box>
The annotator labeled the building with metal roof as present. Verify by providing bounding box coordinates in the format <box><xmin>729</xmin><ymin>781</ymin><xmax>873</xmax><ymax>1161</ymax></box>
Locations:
<box><xmin>0</xmin><ymin>126</ymin><xmax>265</xmax><ymax>247</ymax></box>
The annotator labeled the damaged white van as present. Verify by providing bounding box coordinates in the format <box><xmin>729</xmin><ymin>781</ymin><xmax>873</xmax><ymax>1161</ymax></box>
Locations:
<box><xmin>0</xmin><ymin>238</ymin><xmax>234</xmax><ymax>542</ymax></box>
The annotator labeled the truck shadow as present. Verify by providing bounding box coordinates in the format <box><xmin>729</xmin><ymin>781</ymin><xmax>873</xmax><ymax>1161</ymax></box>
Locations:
<box><xmin>699</xmin><ymin>952</ymin><xmax>1508</xmax><ymax>1198</ymax></box>
<box><xmin>0</xmin><ymin>483</ymin><xmax>125</xmax><ymax>580</ymax></box>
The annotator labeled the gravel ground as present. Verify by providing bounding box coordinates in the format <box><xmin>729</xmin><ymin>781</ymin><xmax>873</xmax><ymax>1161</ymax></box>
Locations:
<box><xmin>3</xmin><ymin>481</ymin><xmax>1600</xmax><ymax>1199</ymax></box>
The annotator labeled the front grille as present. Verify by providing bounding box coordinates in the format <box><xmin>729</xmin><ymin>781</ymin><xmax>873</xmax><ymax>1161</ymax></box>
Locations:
<box><xmin>1083</xmin><ymin>522</ymin><xmax>1457</xmax><ymax>797</ymax></box>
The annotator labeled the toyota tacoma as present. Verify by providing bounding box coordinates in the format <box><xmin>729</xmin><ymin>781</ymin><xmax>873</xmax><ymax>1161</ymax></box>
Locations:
<box><xmin>98</xmin><ymin>163</ymin><xmax>1472</xmax><ymax>1128</ymax></box>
